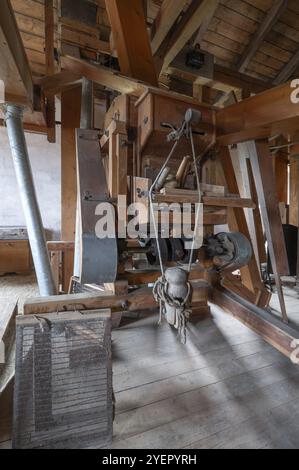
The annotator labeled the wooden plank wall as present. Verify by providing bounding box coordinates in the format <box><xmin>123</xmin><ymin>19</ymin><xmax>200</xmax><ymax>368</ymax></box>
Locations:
<box><xmin>199</xmin><ymin>0</ymin><xmax>299</xmax><ymax>82</ymax></box>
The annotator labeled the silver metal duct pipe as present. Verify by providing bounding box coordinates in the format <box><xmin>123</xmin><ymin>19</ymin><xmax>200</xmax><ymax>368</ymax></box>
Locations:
<box><xmin>4</xmin><ymin>104</ymin><xmax>57</xmax><ymax>296</ymax></box>
<box><xmin>74</xmin><ymin>78</ymin><xmax>93</xmax><ymax>278</ymax></box>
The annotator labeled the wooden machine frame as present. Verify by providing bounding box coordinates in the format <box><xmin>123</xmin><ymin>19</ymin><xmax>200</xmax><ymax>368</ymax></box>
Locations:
<box><xmin>1</xmin><ymin>0</ymin><xmax>299</xmax><ymax>364</ymax></box>
<box><xmin>24</xmin><ymin>75</ymin><xmax>299</xmax><ymax>363</ymax></box>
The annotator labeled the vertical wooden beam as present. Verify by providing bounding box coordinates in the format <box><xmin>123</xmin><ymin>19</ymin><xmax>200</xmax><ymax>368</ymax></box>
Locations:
<box><xmin>274</xmin><ymin>153</ymin><xmax>289</xmax><ymax>204</ymax></box>
<box><xmin>289</xmin><ymin>156</ymin><xmax>299</xmax><ymax>227</ymax></box>
<box><xmin>246</xmin><ymin>159</ymin><xmax>267</xmax><ymax>264</ymax></box>
<box><xmin>105</xmin><ymin>0</ymin><xmax>158</xmax><ymax>86</ymax></box>
<box><xmin>108</xmin><ymin>132</ymin><xmax>118</xmax><ymax>199</ymax></box>
<box><xmin>116</xmin><ymin>132</ymin><xmax>128</xmax><ymax>196</ymax></box>
<box><xmin>290</xmin><ymin>143</ymin><xmax>299</xmax><ymax>287</ymax></box>
<box><xmin>45</xmin><ymin>0</ymin><xmax>56</xmax><ymax>143</ymax></box>
<box><xmin>247</xmin><ymin>139</ymin><xmax>289</xmax><ymax>322</ymax></box>
<box><xmin>61</xmin><ymin>85</ymin><xmax>81</xmax><ymax>292</ymax></box>
<box><xmin>219</xmin><ymin>147</ymin><xmax>263</xmax><ymax>295</ymax></box>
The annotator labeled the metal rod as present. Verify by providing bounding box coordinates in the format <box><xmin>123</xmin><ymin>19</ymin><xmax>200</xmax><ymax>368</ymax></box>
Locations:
<box><xmin>4</xmin><ymin>104</ymin><xmax>57</xmax><ymax>296</ymax></box>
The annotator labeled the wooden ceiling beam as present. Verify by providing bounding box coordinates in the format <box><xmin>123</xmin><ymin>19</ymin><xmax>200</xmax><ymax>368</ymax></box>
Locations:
<box><xmin>274</xmin><ymin>49</ymin><xmax>299</xmax><ymax>85</ymax></box>
<box><xmin>151</xmin><ymin>0</ymin><xmax>188</xmax><ymax>55</ymax></box>
<box><xmin>61</xmin><ymin>55</ymin><xmax>146</xmax><ymax>97</ymax></box>
<box><xmin>105</xmin><ymin>0</ymin><xmax>158</xmax><ymax>86</ymax></box>
<box><xmin>166</xmin><ymin>63</ymin><xmax>272</xmax><ymax>95</ymax></box>
<box><xmin>0</xmin><ymin>0</ymin><xmax>33</xmax><ymax>106</ymax></box>
<box><xmin>36</xmin><ymin>70</ymin><xmax>83</xmax><ymax>96</ymax></box>
<box><xmin>192</xmin><ymin>0</ymin><xmax>219</xmax><ymax>47</ymax></box>
<box><xmin>216</xmin><ymin>81</ymin><xmax>299</xmax><ymax>144</ymax></box>
<box><xmin>236</xmin><ymin>0</ymin><xmax>288</xmax><ymax>73</ymax></box>
<box><xmin>159</xmin><ymin>0</ymin><xmax>219</xmax><ymax>72</ymax></box>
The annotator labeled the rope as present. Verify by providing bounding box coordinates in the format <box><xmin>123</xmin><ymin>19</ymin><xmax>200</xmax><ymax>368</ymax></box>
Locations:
<box><xmin>150</xmin><ymin>119</ymin><xmax>202</xmax><ymax>344</ymax></box>
<box><xmin>153</xmin><ymin>276</ymin><xmax>192</xmax><ymax>344</ymax></box>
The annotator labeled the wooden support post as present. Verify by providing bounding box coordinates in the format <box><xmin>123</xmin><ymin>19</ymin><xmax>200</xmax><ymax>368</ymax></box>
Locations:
<box><xmin>105</xmin><ymin>0</ymin><xmax>157</xmax><ymax>86</ymax></box>
<box><xmin>274</xmin><ymin>153</ymin><xmax>289</xmax><ymax>205</ymax></box>
<box><xmin>44</xmin><ymin>0</ymin><xmax>56</xmax><ymax>143</ymax></box>
<box><xmin>246</xmin><ymin>158</ymin><xmax>267</xmax><ymax>265</ymax></box>
<box><xmin>219</xmin><ymin>147</ymin><xmax>263</xmax><ymax>296</ymax></box>
<box><xmin>290</xmin><ymin>143</ymin><xmax>299</xmax><ymax>288</ymax></box>
<box><xmin>107</xmin><ymin>120</ymin><xmax>127</xmax><ymax>198</ymax></box>
<box><xmin>289</xmin><ymin>156</ymin><xmax>299</xmax><ymax>227</ymax></box>
<box><xmin>61</xmin><ymin>86</ymin><xmax>82</xmax><ymax>292</ymax></box>
<box><xmin>108</xmin><ymin>131</ymin><xmax>118</xmax><ymax>199</ymax></box>
<box><xmin>116</xmin><ymin>132</ymin><xmax>128</xmax><ymax>196</ymax></box>
<box><xmin>247</xmin><ymin>139</ymin><xmax>289</xmax><ymax>323</ymax></box>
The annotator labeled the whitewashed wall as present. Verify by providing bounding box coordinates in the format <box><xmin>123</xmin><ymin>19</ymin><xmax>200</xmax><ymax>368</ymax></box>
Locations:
<box><xmin>0</xmin><ymin>125</ymin><xmax>61</xmax><ymax>239</ymax></box>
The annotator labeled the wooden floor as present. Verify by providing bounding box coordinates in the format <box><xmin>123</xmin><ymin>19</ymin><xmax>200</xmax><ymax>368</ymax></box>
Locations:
<box><xmin>1</xmin><ymin>274</ymin><xmax>299</xmax><ymax>449</ymax></box>
<box><xmin>112</xmin><ymin>305</ymin><xmax>299</xmax><ymax>449</ymax></box>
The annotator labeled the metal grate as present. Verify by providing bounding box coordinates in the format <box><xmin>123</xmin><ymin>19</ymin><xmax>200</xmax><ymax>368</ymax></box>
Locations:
<box><xmin>13</xmin><ymin>309</ymin><xmax>113</xmax><ymax>449</ymax></box>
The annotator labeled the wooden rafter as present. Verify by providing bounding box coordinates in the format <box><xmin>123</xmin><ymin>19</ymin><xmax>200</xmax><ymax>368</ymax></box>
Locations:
<box><xmin>151</xmin><ymin>0</ymin><xmax>188</xmax><ymax>55</ymax></box>
<box><xmin>236</xmin><ymin>0</ymin><xmax>288</xmax><ymax>74</ymax></box>
<box><xmin>274</xmin><ymin>49</ymin><xmax>299</xmax><ymax>85</ymax></box>
<box><xmin>61</xmin><ymin>55</ymin><xmax>146</xmax><ymax>96</ymax></box>
<box><xmin>192</xmin><ymin>0</ymin><xmax>219</xmax><ymax>47</ymax></box>
<box><xmin>105</xmin><ymin>0</ymin><xmax>158</xmax><ymax>86</ymax></box>
<box><xmin>0</xmin><ymin>0</ymin><xmax>33</xmax><ymax>106</ymax></box>
<box><xmin>158</xmin><ymin>0</ymin><xmax>219</xmax><ymax>72</ymax></box>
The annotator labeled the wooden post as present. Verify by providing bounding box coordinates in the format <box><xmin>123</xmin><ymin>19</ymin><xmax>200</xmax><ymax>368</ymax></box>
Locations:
<box><xmin>248</xmin><ymin>139</ymin><xmax>289</xmax><ymax>323</ymax></box>
<box><xmin>61</xmin><ymin>86</ymin><xmax>82</xmax><ymax>292</ymax></box>
<box><xmin>105</xmin><ymin>0</ymin><xmax>157</xmax><ymax>86</ymax></box>
<box><xmin>45</xmin><ymin>0</ymin><xmax>56</xmax><ymax>143</ymax></box>
<box><xmin>219</xmin><ymin>146</ymin><xmax>264</xmax><ymax>296</ymax></box>
<box><xmin>290</xmin><ymin>143</ymin><xmax>299</xmax><ymax>288</ymax></box>
<box><xmin>246</xmin><ymin>159</ymin><xmax>267</xmax><ymax>264</ymax></box>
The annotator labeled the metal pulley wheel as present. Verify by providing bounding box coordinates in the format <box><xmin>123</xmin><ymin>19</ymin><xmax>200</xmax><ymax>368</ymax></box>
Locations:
<box><xmin>146</xmin><ymin>238</ymin><xmax>169</xmax><ymax>266</ymax></box>
<box><xmin>168</xmin><ymin>238</ymin><xmax>185</xmax><ymax>262</ymax></box>
<box><xmin>205</xmin><ymin>231</ymin><xmax>252</xmax><ymax>272</ymax></box>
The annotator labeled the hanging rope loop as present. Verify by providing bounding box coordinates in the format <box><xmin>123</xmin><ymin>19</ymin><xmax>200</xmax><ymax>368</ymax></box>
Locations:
<box><xmin>150</xmin><ymin>109</ymin><xmax>203</xmax><ymax>343</ymax></box>
<box><xmin>153</xmin><ymin>274</ymin><xmax>192</xmax><ymax>344</ymax></box>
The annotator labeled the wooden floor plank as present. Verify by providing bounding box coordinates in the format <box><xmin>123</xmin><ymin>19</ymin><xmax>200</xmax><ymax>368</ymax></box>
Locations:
<box><xmin>1</xmin><ymin>274</ymin><xmax>299</xmax><ymax>449</ymax></box>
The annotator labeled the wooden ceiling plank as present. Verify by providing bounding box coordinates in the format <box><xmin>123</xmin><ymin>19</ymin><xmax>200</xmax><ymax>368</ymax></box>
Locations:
<box><xmin>236</xmin><ymin>0</ymin><xmax>288</xmax><ymax>73</ymax></box>
<box><xmin>105</xmin><ymin>0</ymin><xmax>158</xmax><ymax>86</ymax></box>
<box><xmin>0</xmin><ymin>0</ymin><xmax>33</xmax><ymax>106</ymax></box>
<box><xmin>151</xmin><ymin>0</ymin><xmax>188</xmax><ymax>55</ymax></box>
